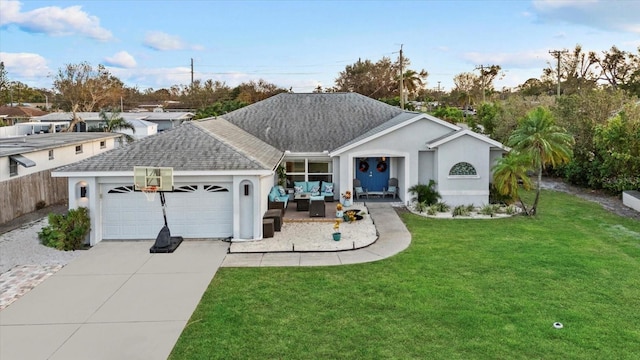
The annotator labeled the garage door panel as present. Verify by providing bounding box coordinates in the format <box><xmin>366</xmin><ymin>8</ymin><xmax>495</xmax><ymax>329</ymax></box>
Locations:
<box><xmin>102</xmin><ymin>183</ymin><xmax>232</xmax><ymax>240</ymax></box>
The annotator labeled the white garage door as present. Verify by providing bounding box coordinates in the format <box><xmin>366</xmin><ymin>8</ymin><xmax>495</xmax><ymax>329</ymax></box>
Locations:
<box><xmin>102</xmin><ymin>183</ymin><xmax>233</xmax><ymax>240</ymax></box>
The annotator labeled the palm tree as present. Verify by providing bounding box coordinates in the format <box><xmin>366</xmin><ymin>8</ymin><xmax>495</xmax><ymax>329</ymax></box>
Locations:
<box><xmin>99</xmin><ymin>109</ymin><xmax>135</xmax><ymax>143</ymax></box>
<box><xmin>508</xmin><ymin>107</ymin><xmax>574</xmax><ymax>215</ymax></box>
<box><xmin>402</xmin><ymin>69</ymin><xmax>428</xmax><ymax>98</ymax></box>
<box><xmin>492</xmin><ymin>151</ymin><xmax>534</xmax><ymax>215</ymax></box>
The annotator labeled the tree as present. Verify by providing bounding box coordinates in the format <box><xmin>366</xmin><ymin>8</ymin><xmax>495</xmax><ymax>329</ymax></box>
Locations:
<box><xmin>53</xmin><ymin>62</ymin><xmax>124</xmax><ymax>112</ymax></box>
<box><xmin>592</xmin><ymin>103</ymin><xmax>640</xmax><ymax>192</ymax></box>
<box><xmin>0</xmin><ymin>62</ymin><xmax>8</xmax><ymax>105</ymax></box>
<box><xmin>508</xmin><ymin>107</ymin><xmax>574</xmax><ymax>215</ymax></box>
<box><xmin>492</xmin><ymin>151</ymin><xmax>534</xmax><ymax>215</ymax></box>
<box><xmin>551</xmin><ymin>88</ymin><xmax>629</xmax><ymax>186</ymax></box>
<box><xmin>230</xmin><ymin>79</ymin><xmax>287</xmax><ymax>104</ymax></box>
<box><xmin>401</xmin><ymin>69</ymin><xmax>428</xmax><ymax>100</ymax></box>
<box><xmin>452</xmin><ymin>72</ymin><xmax>477</xmax><ymax>107</ymax></box>
<box><xmin>334</xmin><ymin>57</ymin><xmax>399</xmax><ymax>98</ymax></box>
<box><xmin>542</xmin><ymin>45</ymin><xmax>599</xmax><ymax>95</ymax></box>
<box><xmin>96</xmin><ymin>109</ymin><xmax>135</xmax><ymax>143</ymax></box>
<box><xmin>477</xmin><ymin>65</ymin><xmax>502</xmax><ymax>101</ymax></box>
<box><xmin>194</xmin><ymin>100</ymin><xmax>249</xmax><ymax>119</ymax></box>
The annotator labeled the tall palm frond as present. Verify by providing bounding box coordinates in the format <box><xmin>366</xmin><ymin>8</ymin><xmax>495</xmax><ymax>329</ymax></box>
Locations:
<box><xmin>507</xmin><ymin>107</ymin><xmax>574</xmax><ymax>214</ymax></box>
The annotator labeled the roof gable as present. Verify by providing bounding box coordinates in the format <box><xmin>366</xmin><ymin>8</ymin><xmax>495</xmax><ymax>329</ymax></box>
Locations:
<box><xmin>331</xmin><ymin>112</ymin><xmax>460</xmax><ymax>155</ymax></box>
<box><xmin>426</xmin><ymin>129</ymin><xmax>509</xmax><ymax>150</ymax></box>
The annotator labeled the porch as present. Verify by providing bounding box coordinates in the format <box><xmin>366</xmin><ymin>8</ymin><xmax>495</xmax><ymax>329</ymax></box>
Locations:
<box><xmin>230</xmin><ymin>201</ymin><xmax>384</xmax><ymax>253</ymax></box>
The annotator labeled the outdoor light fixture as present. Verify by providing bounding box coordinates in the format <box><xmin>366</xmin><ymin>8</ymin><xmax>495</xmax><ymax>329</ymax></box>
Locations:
<box><xmin>80</xmin><ymin>186</ymin><xmax>87</xmax><ymax>198</ymax></box>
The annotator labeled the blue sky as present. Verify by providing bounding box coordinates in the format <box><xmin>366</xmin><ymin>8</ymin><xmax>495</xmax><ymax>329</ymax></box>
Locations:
<box><xmin>1</xmin><ymin>0</ymin><xmax>639</xmax><ymax>93</ymax></box>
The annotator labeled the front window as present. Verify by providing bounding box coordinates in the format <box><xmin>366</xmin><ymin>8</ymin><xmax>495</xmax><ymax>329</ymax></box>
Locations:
<box><xmin>449</xmin><ymin>162</ymin><xmax>478</xmax><ymax>176</ymax></box>
<box><xmin>48</xmin><ymin>149</ymin><xmax>54</xmax><ymax>160</ymax></box>
<box><xmin>284</xmin><ymin>158</ymin><xmax>332</xmax><ymax>187</ymax></box>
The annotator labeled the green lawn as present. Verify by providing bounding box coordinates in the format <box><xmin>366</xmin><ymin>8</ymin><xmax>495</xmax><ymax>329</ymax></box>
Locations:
<box><xmin>170</xmin><ymin>191</ymin><xmax>640</xmax><ymax>359</ymax></box>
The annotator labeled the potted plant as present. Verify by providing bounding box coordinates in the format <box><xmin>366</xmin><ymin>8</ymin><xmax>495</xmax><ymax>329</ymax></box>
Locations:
<box><xmin>341</xmin><ymin>190</ymin><xmax>352</xmax><ymax>207</ymax></box>
<box><xmin>332</xmin><ymin>220</ymin><xmax>341</xmax><ymax>241</ymax></box>
<box><xmin>276</xmin><ymin>164</ymin><xmax>287</xmax><ymax>187</ymax></box>
<box><xmin>336</xmin><ymin>203</ymin><xmax>344</xmax><ymax>218</ymax></box>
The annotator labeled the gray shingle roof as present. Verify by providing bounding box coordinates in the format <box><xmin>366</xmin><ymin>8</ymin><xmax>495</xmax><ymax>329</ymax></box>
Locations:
<box><xmin>54</xmin><ymin>122</ymin><xmax>282</xmax><ymax>173</ymax></box>
<box><xmin>218</xmin><ymin>93</ymin><xmax>404</xmax><ymax>152</ymax></box>
<box><xmin>0</xmin><ymin>132</ymin><xmax>121</xmax><ymax>157</ymax></box>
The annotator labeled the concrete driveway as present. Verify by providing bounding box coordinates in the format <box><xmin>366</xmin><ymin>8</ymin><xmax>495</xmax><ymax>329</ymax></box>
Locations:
<box><xmin>0</xmin><ymin>240</ymin><xmax>229</xmax><ymax>360</ymax></box>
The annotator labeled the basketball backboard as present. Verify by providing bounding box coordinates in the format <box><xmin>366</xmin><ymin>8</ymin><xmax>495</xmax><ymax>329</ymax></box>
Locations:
<box><xmin>134</xmin><ymin>166</ymin><xmax>174</xmax><ymax>192</ymax></box>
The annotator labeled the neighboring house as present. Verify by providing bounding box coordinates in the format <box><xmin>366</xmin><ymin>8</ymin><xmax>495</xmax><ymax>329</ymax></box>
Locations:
<box><xmin>0</xmin><ymin>132</ymin><xmax>122</xmax><ymax>224</ymax></box>
<box><xmin>52</xmin><ymin>93</ymin><xmax>508</xmax><ymax>245</ymax></box>
<box><xmin>33</xmin><ymin>111</ymin><xmax>193</xmax><ymax>133</ymax></box>
<box><xmin>0</xmin><ymin>106</ymin><xmax>48</xmax><ymax>126</ymax></box>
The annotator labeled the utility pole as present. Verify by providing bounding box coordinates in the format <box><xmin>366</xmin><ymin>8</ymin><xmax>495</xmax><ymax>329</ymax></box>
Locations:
<box><xmin>399</xmin><ymin>44</ymin><xmax>404</xmax><ymax>110</ymax></box>
<box><xmin>549</xmin><ymin>50</ymin><xmax>567</xmax><ymax>96</ymax></box>
<box><xmin>475</xmin><ymin>65</ymin><xmax>490</xmax><ymax>103</ymax></box>
<box><xmin>190</xmin><ymin>58</ymin><xmax>194</xmax><ymax>86</ymax></box>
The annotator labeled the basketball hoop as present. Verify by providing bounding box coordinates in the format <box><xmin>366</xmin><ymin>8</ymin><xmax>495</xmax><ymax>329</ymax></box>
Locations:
<box><xmin>141</xmin><ymin>185</ymin><xmax>158</xmax><ymax>202</ymax></box>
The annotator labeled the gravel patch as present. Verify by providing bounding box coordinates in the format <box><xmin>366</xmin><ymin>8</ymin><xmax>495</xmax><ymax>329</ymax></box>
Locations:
<box><xmin>0</xmin><ymin>217</ymin><xmax>83</xmax><ymax>274</ymax></box>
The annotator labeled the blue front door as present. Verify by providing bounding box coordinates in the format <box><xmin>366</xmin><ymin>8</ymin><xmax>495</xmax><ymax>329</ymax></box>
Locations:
<box><xmin>355</xmin><ymin>157</ymin><xmax>389</xmax><ymax>192</ymax></box>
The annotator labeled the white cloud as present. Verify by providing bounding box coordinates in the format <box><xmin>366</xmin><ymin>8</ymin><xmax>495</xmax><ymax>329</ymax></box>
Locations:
<box><xmin>0</xmin><ymin>52</ymin><xmax>50</xmax><ymax>78</ymax></box>
<box><xmin>0</xmin><ymin>0</ymin><xmax>112</xmax><ymax>41</ymax></box>
<box><xmin>143</xmin><ymin>31</ymin><xmax>203</xmax><ymax>51</ymax></box>
<box><xmin>104</xmin><ymin>51</ymin><xmax>137</xmax><ymax>68</ymax></box>
<box><xmin>462</xmin><ymin>50</ymin><xmax>550</xmax><ymax>69</ymax></box>
<box><xmin>532</xmin><ymin>0</ymin><xmax>640</xmax><ymax>34</ymax></box>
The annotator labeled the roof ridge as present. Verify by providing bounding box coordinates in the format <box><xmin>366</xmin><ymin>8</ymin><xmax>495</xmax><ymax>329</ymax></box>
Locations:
<box><xmin>194</xmin><ymin>118</ymin><xmax>282</xmax><ymax>170</ymax></box>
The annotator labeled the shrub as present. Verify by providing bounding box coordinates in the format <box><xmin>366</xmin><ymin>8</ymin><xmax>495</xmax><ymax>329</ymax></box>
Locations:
<box><xmin>489</xmin><ymin>184</ymin><xmax>514</xmax><ymax>205</ymax></box>
<box><xmin>35</xmin><ymin>200</ymin><xmax>47</xmax><ymax>210</ymax></box>
<box><xmin>434</xmin><ymin>202</ymin><xmax>450</xmax><ymax>212</ymax></box>
<box><xmin>479</xmin><ymin>204</ymin><xmax>501</xmax><ymax>217</ymax></box>
<box><xmin>414</xmin><ymin>201</ymin><xmax>428</xmax><ymax>213</ymax></box>
<box><xmin>505</xmin><ymin>205</ymin><xmax>519</xmax><ymax>215</ymax></box>
<box><xmin>452</xmin><ymin>205</ymin><xmax>471</xmax><ymax>217</ymax></box>
<box><xmin>39</xmin><ymin>207</ymin><xmax>90</xmax><ymax>251</ymax></box>
<box><xmin>426</xmin><ymin>205</ymin><xmax>437</xmax><ymax>215</ymax></box>
<box><xmin>408</xmin><ymin>180</ymin><xmax>441</xmax><ymax>205</ymax></box>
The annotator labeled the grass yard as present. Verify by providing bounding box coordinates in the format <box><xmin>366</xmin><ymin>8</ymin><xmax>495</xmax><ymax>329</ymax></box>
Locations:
<box><xmin>170</xmin><ymin>191</ymin><xmax>640</xmax><ymax>359</ymax></box>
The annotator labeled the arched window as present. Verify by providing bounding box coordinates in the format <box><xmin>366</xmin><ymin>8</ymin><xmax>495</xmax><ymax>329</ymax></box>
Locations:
<box><xmin>449</xmin><ymin>162</ymin><xmax>477</xmax><ymax>176</ymax></box>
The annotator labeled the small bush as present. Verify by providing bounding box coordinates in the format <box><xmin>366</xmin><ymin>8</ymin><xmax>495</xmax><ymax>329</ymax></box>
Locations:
<box><xmin>408</xmin><ymin>180</ymin><xmax>441</xmax><ymax>205</ymax></box>
<box><xmin>35</xmin><ymin>200</ymin><xmax>47</xmax><ymax>210</ymax></box>
<box><xmin>489</xmin><ymin>184</ymin><xmax>514</xmax><ymax>205</ymax></box>
<box><xmin>434</xmin><ymin>202</ymin><xmax>450</xmax><ymax>212</ymax></box>
<box><xmin>466</xmin><ymin>204</ymin><xmax>475</xmax><ymax>212</ymax></box>
<box><xmin>452</xmin><ymin>205</ymin><xmax>471</xmax><ymax>217</ymax></box>
<box><xmin>39</xmin><ymin>207</ymin><xmax>90</xmax><ymax>251</ymax></box>
<box><xmin>414</xmin><ymin>201</ymin><xmax>428</xmax><ymax>213</ymax></box>
<box><xmin>479</xmin><ymin>204</ymin><xmax>501</xmax><ymax>217</ymax></box>
<box><xmin>505</xmin><ymin>205</ymin><xmax>518</xmax><ymax>215</ymax></box>
<box><xmin>426</xmin><ymin>205</ymin><xmax>437</xmax><ymax>215</ymax></box>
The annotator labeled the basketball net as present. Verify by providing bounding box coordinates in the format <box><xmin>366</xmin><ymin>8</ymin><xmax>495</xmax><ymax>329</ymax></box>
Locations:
<box><xmin>141</xmin><ymin>185</ymin><xmax>158</xmax><ymax>202</ymax></box>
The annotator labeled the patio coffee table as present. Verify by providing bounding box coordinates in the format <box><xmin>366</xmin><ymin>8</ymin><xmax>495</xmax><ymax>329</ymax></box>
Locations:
<box><xmin>294</xmin><ymin>193</ymin><xmax>310</xmax><ymax>211</ymax></box>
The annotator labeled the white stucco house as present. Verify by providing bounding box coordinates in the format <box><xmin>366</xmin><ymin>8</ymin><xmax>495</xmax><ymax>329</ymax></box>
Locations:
<box><xmin>34</xmin><ymin>111</ymin><xmax>193</xmax><ymax>134</ymax></box>
<box><xmin>52</xmin><ymin>93</ymin><xmax>508</xmax><ymax>245</ymax></box>
<box><xmin>0</xmin><ymin>132</ymin><xmax>122</xmax><ymax>224</ymax></box>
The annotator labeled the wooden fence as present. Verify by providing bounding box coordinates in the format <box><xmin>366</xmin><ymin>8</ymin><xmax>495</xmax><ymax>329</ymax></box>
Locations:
<box><xmin>0</xmin><ymin>170</ymin><xmax>68</xmax><ymax>224</ymax></box>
